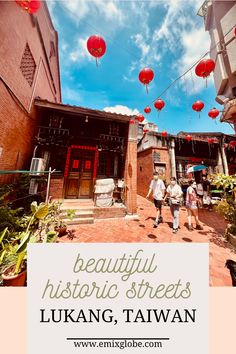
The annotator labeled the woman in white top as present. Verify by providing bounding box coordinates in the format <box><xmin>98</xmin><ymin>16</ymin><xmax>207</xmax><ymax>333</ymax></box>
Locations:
<box><xmin>165</xmin><ymin>177</ymin><xmax>183</xmax><ymax>234</ymax></box>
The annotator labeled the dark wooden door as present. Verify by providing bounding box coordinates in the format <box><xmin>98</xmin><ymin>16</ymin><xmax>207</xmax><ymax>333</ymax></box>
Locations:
<box><xmin>65</xmin><ymin>149</ymin><xmax>95</xmax><ymax>199</ymax></box>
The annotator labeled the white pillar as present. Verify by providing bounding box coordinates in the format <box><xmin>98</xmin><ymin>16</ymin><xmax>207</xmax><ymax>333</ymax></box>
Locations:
<box><xmin>220</xmin><ymin>145</ymin><xmax>229</xmax><ymax>175</ymax></box>
<box><xmin>217</xmin><ymin>148</ymin><xmax>224</xmax><ymax>173</ymax></box>
<box><xmin>169</xmin><ymin>138</ymin><xmax>176</xmax><ymax>178</ymax></box>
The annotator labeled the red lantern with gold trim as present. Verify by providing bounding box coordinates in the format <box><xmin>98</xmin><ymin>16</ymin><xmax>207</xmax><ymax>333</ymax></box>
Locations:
<box><xmin>16</xmin><ymin>0</ymin><xmax>41</xmax><ymax>14</ymax></box>
<box><xmin>144</xmin><ymin>106</ymin><xmax>151</xmax><ymax>114</ymax></box>
<box><xmin>87</xmin><ymin>35</ymin><xmax>106</xmax><ymax>66</ymax></box>
<box><xmin>138</xmin><ymin>68</ymin><xmax>154</xmax><ymax>93</ymax></box>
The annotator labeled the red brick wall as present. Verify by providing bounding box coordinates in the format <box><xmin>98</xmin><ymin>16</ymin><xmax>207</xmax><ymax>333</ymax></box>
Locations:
<box><xmin>137</xmin><ymin>149</ymin><xmax>153</xmax><ymax>197</ymax></box>
<box><xmin>0</xmin><ymin>2</ymin><xmax>61</xmax><ymax>179</ymax></box>
<box><xmin>124</xmin><ymin>140</ymin><xmax>137</xmax><ymax>214</ymax></box>
<box><xmin>49</xmin><ymin>177</ymin><xmax>64</xmax><ymax>199</ymax></box>
<box><xmin>137</xmin><ymin>147</ymin><xmax>171</xmax><ymax>197</ymax></box>
<box><xmin>0</xmin><ymin>81</ymin><xmax>37</xmax><ymax>183</ymax></box>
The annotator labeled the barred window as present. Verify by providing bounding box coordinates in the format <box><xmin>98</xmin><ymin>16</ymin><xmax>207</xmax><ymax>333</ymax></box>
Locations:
<box><xmin>20</xmin><ymin>44</ymin><xmax>36</xmax><ymax>86</ymax></box>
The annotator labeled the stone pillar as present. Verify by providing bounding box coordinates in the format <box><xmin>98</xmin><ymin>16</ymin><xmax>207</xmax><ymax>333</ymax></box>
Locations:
<box><xmin>178</xmin><ymin>161</ymin><xmax>183</xmax><ymax>178</ymax></box>
<box><xmin>220</xmin><ymin>145</ymin><xmax>229</xmax><ymax>175</ymax></box>
<box><xmin>124</xmin><ymin>121</ymin><xmax>138</xmax><ymax>217</ymax></box>
<box><xmin>217</xmin><ymin>148</ymin><xmax>224</xmax><ymax>173</ymax></box>
<box><xmin>169</xmin><ymin>138</ymin><xmax>177</xmax><ymax>178</ymax></box>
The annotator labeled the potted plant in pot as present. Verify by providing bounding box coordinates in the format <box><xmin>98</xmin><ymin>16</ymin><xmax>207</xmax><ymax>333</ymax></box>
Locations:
<box><xmin>212</xmin><ymin>174</ymin><xmax>236</xmax><ymax>247</ymax></box>
<box><xmin>0</xmin><ymin>201</ymin><xmax>58</xmax><ymax>286</ymax></box>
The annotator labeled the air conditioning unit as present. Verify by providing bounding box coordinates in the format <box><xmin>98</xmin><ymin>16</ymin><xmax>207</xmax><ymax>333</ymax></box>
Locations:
<box><xmin>30</xmin><ymin>158</ymin><xmax>46</xmax><ymax>176</ymax></box>
<box><xmin>29</xmin><ymin>179</ymin><xmax>38</xmax><ymax>195</ymax></box>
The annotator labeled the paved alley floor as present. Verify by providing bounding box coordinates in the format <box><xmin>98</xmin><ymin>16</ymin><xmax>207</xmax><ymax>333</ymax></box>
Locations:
<box><xmin>59</xmin><ymin>195</ymin><xmax>236</xmax><ymax>287</ymax></box>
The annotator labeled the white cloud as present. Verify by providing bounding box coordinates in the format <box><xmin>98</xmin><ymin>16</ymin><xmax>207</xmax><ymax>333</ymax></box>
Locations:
<box><xmin>60</xmin><ymin>0</ymin><xmax>124</xmax><ymax>26</ymax></box>
<box><xmin>103</xmin><ymin>105</ymin><xmax>139</xmax><ymax>116</ymax></box>
<box><xmin>69</xmin><ymin>37</ymin><xmax>92</xmax><ymax>64</ymax></box>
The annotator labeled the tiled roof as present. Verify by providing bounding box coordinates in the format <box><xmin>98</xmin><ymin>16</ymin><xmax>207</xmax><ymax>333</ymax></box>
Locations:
<box><xmin>34</xmin><ymin>98</ymin><xmax>135</xmax><ymax>122</ymax></box>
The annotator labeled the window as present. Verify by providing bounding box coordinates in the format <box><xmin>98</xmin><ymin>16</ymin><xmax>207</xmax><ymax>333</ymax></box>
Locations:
<box><xmin>20</xmin><ymin>44</ymin><xmax>36</xmax><ymax>86</ymax></box>
<box><xmin>98</xmin><ymin>153</ymin><xmax>107</xmax><ymax>176</ymax></box>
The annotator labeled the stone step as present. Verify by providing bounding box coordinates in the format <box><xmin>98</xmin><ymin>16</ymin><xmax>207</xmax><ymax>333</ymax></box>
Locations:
<box><xmin>60</xmin><ymin>210</ymin><xmax>94</xmax><ymax>218</ymax></box>
<box><xmin>62</xmin><ymin>217</ymin><xmax>94</xmax><ymax>225</ymax></box>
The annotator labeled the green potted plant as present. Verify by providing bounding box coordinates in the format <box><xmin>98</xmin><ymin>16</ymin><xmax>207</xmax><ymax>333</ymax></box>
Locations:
<box><xmin>0</xmin><ymin>202</ymin><xmax>58</xmax><ymax>286</ymax></box>
<box><xmin>212</xmin><ymin>174</ymin><xmax>236</xmax><ymax>246</ymax></box>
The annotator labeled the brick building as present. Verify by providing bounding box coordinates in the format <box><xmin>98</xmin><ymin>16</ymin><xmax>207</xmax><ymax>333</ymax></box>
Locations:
<box><xmin>198</xmin><ymin>1</ymin><xmax>236</xmax><ymax>131</ymax></box>
<box><xmin>137</xmin><ymin>128</ymin><xmax>236</xmax><ymax>196</ymax></box>
<box><xmin>0</xmin><ymin>1</ymin><xmax>61</xmax><ymax>182</ymax></box>
<box><xmin>0</xmin><ymin>2</ymin><xmax>138</xmax><ymax>217</ymax></box>
<box><xmin>34</xmin><ymin>99</ymin><xmax>138</xmax><ymax>215</ymax></box>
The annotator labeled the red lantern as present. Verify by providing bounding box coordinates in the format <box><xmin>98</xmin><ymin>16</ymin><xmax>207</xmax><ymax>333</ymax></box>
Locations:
<box><xmin>87</xmin><ymin>35</ymin><xmax>106</xmax><ymax>65</ymax></box>
<box><xmin>136</xmin><ymin>114</ymin><xmax>145</xmax><ymax>123</ymax></box>
<box><xmin>208</xmin><ymin>108</ymin><xmax>220</xmax><ymax>119</ymax></box>
<box><xmin>192</xmin><ymin>100</ymin><xmax>204</xmax><ymax>112</ymax></box>
<box><xmin>229</xmin><ymin>141</ymin><xmax>236</xmax><ymax>149</ymax></box>
<box><xmin>185</xmin><ymin>134</ymin><xmax>192</xmax><ymax>142</ymax></box>
<box><xmin>154</xmin><ymin>99</ymin><xmax>165</xmax><ymax>115</ymax></box>
<box><xmin>144</xmin><ymin>106</ymin><xmax>151</xmax><ymax>114</ymax></box>
<box><xmin>207</xmin><ymin>138</ymin><xmax>214</xmax><ymax>144</ymax></box>
<box><xmin>129</xmin><ymin>119</ymin><xmax>135</xmax><ymax>124</ymax></box>
<box><xmin>16</xmin><ymin>0</ymin><xmax>41</xmax><ymax>14</ymax></box>
<box><xmin>161</xmin><ymin>131</ymin><xmax>167</xmax><ymax>137</ymax></box>
<box><xmin>138</xmin><ymin>68</ymin><xmax>154</xmax><ymax>93</ymax></box>
<box><xmin>143</xmin><ymin>129</ymin><xmax>149</xmax><ymax>134</ymax></box>
<box><xmin>195</xmin><ymin>59</ymin><xmax>215</xmax><ymax>78</ymax></box>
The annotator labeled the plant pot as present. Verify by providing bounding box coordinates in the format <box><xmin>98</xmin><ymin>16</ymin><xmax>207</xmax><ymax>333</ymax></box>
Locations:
<box><xmin>55</xmin><ymin>226</ymin><xmax>67</xmax><ymax>237</ymax></box>
<box><xmin>2</xmin><ymin>265</ymin><xmax>27</xmax><ymax>287</ymax></box>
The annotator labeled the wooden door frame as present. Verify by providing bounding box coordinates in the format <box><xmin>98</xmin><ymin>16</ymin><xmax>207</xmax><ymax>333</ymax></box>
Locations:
<box><xmin>64</xmin><ymin>145</ymin><xmax>99</xmax><ymax>198</ymax></box>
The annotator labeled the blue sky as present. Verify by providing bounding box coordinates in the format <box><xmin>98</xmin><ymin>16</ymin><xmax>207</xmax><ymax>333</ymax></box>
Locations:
<box><xmin>47</xmin><ymin>0</ymin><xmax>234</xmax><ymax>135</ymax></box>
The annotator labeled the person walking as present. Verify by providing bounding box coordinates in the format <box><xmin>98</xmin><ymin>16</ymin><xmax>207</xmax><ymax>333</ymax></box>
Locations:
<box><xmin>146</xmin><ymin>172</ymin><xmax>166</xmax><ymax>228</ymax></box>
<box><xmin>165</xmin><ymin>177</ymin><xmax>183</xmax><ymax>234</ymax></box>
<box><xmin>186</xmin><ymin>180</ymin><xmax>203</xmax><ymax>231</ymax></box>
<box><xmin>196</xmin><ymin>180</ymin><xmax>204</xmax><ymax>208</ymax></box>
